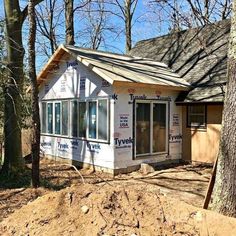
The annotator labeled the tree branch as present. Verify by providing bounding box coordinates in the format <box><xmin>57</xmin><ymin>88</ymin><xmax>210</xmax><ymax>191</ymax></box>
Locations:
<box><xmin>22</xmin><ymin>0</ymin><xmax>44</xmax><ymax>23</ymax></box>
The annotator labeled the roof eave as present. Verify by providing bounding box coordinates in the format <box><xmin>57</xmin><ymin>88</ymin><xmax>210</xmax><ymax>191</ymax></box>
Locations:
<box><xmin>113</xmin><ymin>81</ymin><xmax>190</xmax><ymax>91</ymax></box>
<box><xmin>175</xmin><ymin>100</ymin><xmax>224</xmax><ymax>105</ymax></box>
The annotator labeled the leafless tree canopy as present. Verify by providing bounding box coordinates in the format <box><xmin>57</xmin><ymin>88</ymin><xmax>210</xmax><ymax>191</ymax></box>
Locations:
<box><xmin>148</xmin><ymin>0</ymin><xmax>231</xmax><ymax>31</ymax></box>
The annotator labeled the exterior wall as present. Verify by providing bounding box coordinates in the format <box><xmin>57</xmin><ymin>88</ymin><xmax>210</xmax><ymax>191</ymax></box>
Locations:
<box><xmin>39</xmin><ymin>54</ymin><xmax>184</xmax><ymax>173</ymax></box>
<box><xmin>182</xmin><ymin>105</ymin><xmax>223</xmax><ymax>163</ymax></box>
<box><xmin>113</xmin><ymin>85</ymin><xmax>183</xmax><ymax>171</ymax></box>
<box><xmin>39</xmin><ymin>54</ymin><xmax>115</xmax><ymax>170</ymax></box>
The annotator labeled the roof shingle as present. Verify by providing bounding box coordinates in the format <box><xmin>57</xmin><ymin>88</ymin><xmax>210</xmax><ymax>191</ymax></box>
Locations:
<box><xmin>130</xmin><ymin>19</ymin><xmax>230</xmax><ymax>103</ymax></box>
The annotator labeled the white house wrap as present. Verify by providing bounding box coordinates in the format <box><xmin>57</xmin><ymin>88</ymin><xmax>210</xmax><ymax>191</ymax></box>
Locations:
<box><xmin>38</xmin><ymin>45</ymin><xmax>189</xmax><ymax>174</ymax></box>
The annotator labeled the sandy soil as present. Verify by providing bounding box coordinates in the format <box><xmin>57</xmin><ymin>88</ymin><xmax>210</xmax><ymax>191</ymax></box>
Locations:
<box><xmin>0</xmin><ymin>159</ymin><xmax>235</xmax><ymax>235</ymax></box>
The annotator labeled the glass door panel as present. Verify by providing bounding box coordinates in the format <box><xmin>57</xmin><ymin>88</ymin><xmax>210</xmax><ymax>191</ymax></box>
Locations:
<box><xmin>153</xmin><ymin>103</ymin><xmax>167</xmax><ymax>153</ymax></box>
<box><xmin>136</xmin><ymin>103</ymin><xmax>150</xmax><ymax>155</ymax></box>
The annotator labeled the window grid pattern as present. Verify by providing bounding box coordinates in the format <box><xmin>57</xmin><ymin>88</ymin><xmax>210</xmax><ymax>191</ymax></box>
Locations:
<box><xmin>41</xmin><ymin>98</ymin><xmax>109</xmax><ymax>142</ymax></box>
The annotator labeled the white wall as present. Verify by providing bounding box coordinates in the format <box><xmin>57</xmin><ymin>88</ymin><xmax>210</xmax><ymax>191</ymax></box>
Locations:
<box><xmin>39</xmin><ymin>54</ymin><xmax>115</xmax><ymax>169</ymax></box>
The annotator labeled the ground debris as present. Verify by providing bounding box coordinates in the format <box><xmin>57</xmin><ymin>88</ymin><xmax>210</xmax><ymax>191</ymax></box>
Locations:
<box><xmin>0</xmin><ymin>159</ymin><xmax>235</xmax><ymax>236</ymax></box>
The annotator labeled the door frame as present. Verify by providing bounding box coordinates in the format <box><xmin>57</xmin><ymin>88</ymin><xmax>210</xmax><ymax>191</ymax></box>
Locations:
<box><xmin>134</xmin><ymin>99</ymin><xmax>169</xmax><ymax>158</ymax></box>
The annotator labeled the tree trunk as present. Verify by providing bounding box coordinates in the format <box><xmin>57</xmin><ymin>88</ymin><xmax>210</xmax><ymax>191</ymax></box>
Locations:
<box><xmin>65</xmin><ymin>0</ymin><xmax>75</xmax><ymax>45</ymax></box>
<box><xmin>2</xmin><ymin>0</ymin><xmax>25</xmax><ymax>175</ymax></box>
<box><xmin>204</xmin><ymin>0</ymin><xmax>209</xmax><ymax>22</ymax></box>
<box><xmin>28</xmin><ymin>0</ymin><xmax>40</xmax><ymax>188</ymax></box>
<box><xmin>212</xmin><ymin>1</ymin><xmax>236</xmax><ymax>217</ymax></box>
<box><xmin>125</xmin><ymin>0</ymin><xmax>132</xmax><ymax>53</ymax></box>
<box><xmin>2</xmin><ymin>0</ymin><xmax>43</xmax><ymax>176</ymax></box>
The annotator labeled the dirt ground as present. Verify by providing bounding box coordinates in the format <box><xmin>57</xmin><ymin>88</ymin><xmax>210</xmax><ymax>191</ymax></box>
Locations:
<box><xmin>0</xmin><ymin>159</ymin><xmax>236</xmax><ymax>235</ymax></box>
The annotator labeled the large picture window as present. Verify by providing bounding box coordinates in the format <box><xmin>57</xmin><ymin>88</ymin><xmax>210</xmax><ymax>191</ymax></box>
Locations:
<box><xmin>135</xmin><ymin>100</ymin><xmax>168</xmax><ymax>157</ymax></box>
<box><xmin>187</xmin><ymin>105</ymin><xmax>206</xmax><ymax>128</ymax></box>
<box><xmin>40</xmin><ymin>98</ymin><xmax>109</xmax><ymax>142</ymax></box>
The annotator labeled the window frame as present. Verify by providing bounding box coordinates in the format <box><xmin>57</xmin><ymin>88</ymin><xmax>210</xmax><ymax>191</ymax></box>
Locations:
<box><xmin>70</xmin><ymin>100</ymin><xmax>78</xmax><ymax>137</ymax></box>
<box><xmin>41</xmin><ymin>102</ymin><xmax>47</xmax><ymax>134</ymax></box>
<box><xmin>54</xmin><ymin>102</ymin><xmax>61</xmax><ymax>135</ymax></box>
<box><xmin>84</xmin><ymin>98</ymin><xmax>110</xmax><ymax>143</ymax></box>
<box><xmin>187</xmin><ymin>104</ymin><xmax>207</xmax><ymax>128</ymax></box>
<box><xmin>88</xmin><ymin>100</ymin><xmax>98</xmax><ymax>140</ymax></box>
<box><xmin>97</xmin><ymin>99</ymin><xmax>109</xmax><ymax>141</ymax></box>
<box><xmin>61</xmin><ymin>100</ymin><xmax>70</xmax><ymax>136</ymax></box>
<box><xmin>47</xmin><ymin>102</ymin><xmax>53</xmax><ymax>134</ymax></box>
<box><xmin>41</xmin><ymin>100</ymin><xmax>70</xmax><ymax>137</ymax></box>
<box><xmin>78</xmin><ymin>101</ymin><xmax>87</xmax><ymax>139</ymax></box>
<box><xmin>134</xmin><ymin>99</ymin><xmax>169</xmax><ymax>158</ymax></box>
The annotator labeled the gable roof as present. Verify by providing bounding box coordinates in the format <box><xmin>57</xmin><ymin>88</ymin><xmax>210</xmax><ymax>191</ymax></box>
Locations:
<box><xmin>130</xmin><ymin>19</ymin><xmax>230</xmax><ymax>103</ymax></box>
<box><xmin>37</xmin><ymin>45</ymin><xmax>190</xmax><ymax>91</ymax></box>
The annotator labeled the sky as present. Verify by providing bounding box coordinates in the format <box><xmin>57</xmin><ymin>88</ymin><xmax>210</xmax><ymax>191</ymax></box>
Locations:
<box><xmin>0</xmin><ymin>0</ymin><xmax>172</xmax><ymax>72</ymax></box>
<box><xmin>0</xmin><ymin>0</ymin><xmax>202</xmax><ymax>73</ymax></box>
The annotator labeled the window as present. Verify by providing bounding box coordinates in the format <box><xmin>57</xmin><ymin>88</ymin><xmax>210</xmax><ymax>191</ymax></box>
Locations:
<box><xmin>78</xmin><ymin>102</ymin><xmax>86</xmax><ymax>138</ymax></box>
<box><xmin>71</xmin><ymin>101</ymin><xmax>78</xmax><ymax>137</ymax></box>
<box><xmin>187</xmin><ymin>105</ymin><xmax>206</xmax><ymax>128</ymax></box>
<box><xmin>135</xmin><ymin>100</ymin><xmax>168</xmax><ymax>157</ymax></box>
<box><xmin>40</xmin><ymin>98</ymin><xmax>109</xmax><ymax>142</ymax></box>
<box><xmin>98</xmin><ymin>99</ymin><xmax>108</xmax><ymax>140</ymax></box>
<box><xmin>47</xmin><ymin>103</ymin><xmax>53</xmax><ymax>134</ymax></box>
<box><xmin>62</xmin><ymin>101</ymin><xmax>69</xmax><ymax>135</ymax></box>
<box><xmin>88</xmin><ymin>101</ymin><xmax>97</xmax><ymax>139</ymax></box>
<box><xmin>41</xmin><ymin>102</ymin><xmax>47</xmax><ymax>133</ymax></box>
<box><xmin>55</xmin><ymin>103</ymin><xmax>61</xmax><ymax>134</ymax></box>
<box><xmin>87</xmin><ymin>99</ymin><xmax>109</xmax><ymax>141</ymax></box>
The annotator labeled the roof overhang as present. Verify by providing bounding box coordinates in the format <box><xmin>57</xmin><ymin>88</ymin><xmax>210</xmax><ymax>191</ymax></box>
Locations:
<box><xmin>113</xmin><ymin>81</ymin><xmax>189</xmax><ymax>91</ymax></box>
<box><xmin>175</xmin><ymin>101</ymin><xmax>224</xmax><ymax>106</ymax></box>
<box><xmin>37</xmin><ymin>45</ymin><xmax>66</xmax><ymax>85</ymax></box>
<box><xmin>29</xmin><ymin>44</ymin><xmax>190</xmax><ymax>93</ymax></box>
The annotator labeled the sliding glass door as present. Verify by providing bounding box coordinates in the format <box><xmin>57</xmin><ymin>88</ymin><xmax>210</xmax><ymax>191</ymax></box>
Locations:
<box><xmin>136</xmin><ymin>103</ymin><xmax>150</xmax><ymax>155</ymax></box>
<box><xmin>135</xmin><ymin>100</ymin><xmax>168</xmax><ymax>157</ymax></box>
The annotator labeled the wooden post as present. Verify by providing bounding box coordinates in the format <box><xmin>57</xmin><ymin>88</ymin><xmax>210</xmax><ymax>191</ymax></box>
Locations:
<box><xmin>203</xmin><ymin>156</ymin><xmax>218</xmax><ymax>209</ymax></box>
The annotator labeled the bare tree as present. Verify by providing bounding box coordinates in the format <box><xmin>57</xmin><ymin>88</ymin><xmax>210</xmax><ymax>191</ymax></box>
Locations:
<box><xmin>28</xmin><ymin>0</ymin><xmax>40</xmax><ymax>188</ymax></box>
<box><xmin>75</xmin><ymin>0</ymin><xmax>116</xmax><ymax>49</ymax></box>
<box><xmin>212</xmin><ymin>1</ymin><xmax>236</xmax><ymax>217</ymax></box>
<box><xmin>2</xmin><ymin>0</ymin><xmax>43</xmax><ymax>176</ymax></box>
<box><xmin>65</xmin><ymin>0</ymin><xmax>75</xmax><ymax>45</ymax></box>
<box><xmin>65</xmin><ymin>0</ymin><xmax>92</xmax><ymax>46</ymax></box>
<box><xmin>36</xmin><ymin>0</ymin><xmax>63</xmax><ymax>56</ymax></box>
<box><xmin>113</xmin><ymin>0</ymin><xmax>138</xmax><ymax>52</ymax></box>
<box><xmin>148</xmin><ymin>0</ymin><xmax>232</xmax><ymax>31</ymax></box>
